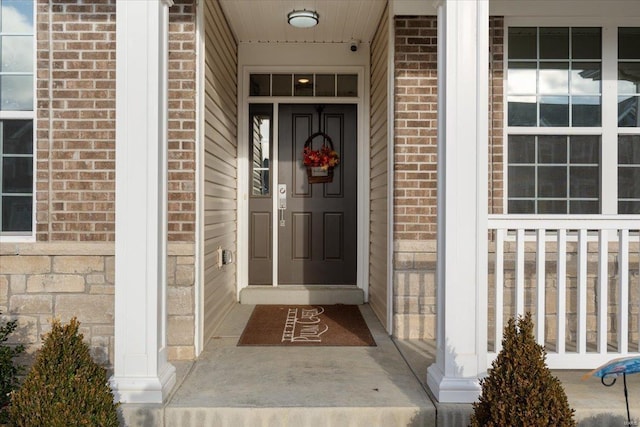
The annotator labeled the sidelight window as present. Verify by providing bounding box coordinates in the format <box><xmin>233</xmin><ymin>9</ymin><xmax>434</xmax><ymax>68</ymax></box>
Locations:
<box><xmin>249</xmin><ymin>105</ymin><xmax>272</xmax><ymax>197</ymax></box>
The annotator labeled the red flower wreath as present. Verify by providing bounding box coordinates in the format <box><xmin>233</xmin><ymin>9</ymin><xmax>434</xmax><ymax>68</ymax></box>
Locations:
<box><xmin>302</xmin><ymin>145</ymin><xmax>340</xmax><ymax>170</ymax></box>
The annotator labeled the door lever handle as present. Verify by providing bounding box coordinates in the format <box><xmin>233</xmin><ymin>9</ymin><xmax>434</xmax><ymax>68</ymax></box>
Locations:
<box><xmin>278</xmin><ymin>184</ymin><xmax>286</xmax><ymax>226</ymax></box>
<box><xmin>278</xmin><ymin>184</ymin><xmax>287</xmax><ymax>210</ymax></box>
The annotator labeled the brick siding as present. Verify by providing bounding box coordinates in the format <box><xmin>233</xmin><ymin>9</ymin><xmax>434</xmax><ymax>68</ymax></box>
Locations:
<box><xmin>490</xmin><ymin>16</ymin><xmax>505</xmax><ymax>215</ymax></box>
<box><xmin>35</xmin><ymin>0</ymin><xmax>117</xmax><ymax>242</ymax></box>
<box><xmin>393</xmin><ymin>17</ymin><xmax>438</xmax><ymax>242</ymax></box>
<box><xmin>167</xmin><ymin>0</ymin><xmax>197</xmax><ymax>242</ymax></box>
<box><xmin>34</xmin><ymin>0</ymin><xmax>197</xmax><ymax>242</ymax></box>
<box><xmin>393</xmin><ymin>16</ymin><xmax>505</xmax><ymax>240</ymax></box>
<box><xmin>392</xmin><ymin>16</ymin><xmax>505</xmax><ymax>339</ymax></box>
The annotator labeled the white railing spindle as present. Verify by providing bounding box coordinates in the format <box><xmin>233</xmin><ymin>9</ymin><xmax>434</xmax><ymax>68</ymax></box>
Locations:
<box><xmin>516</xmin><ymin>229</ymin><xmax>525</xmax><ymax>317</ymax></box>
<box><xmin>557</xmin><ymin>229</ymin><xmax>567</xmax><ymax>355</ymax></box>
<box><xmin>536</xmin><ymin>229</ymin><xmax>546</xmax><ymax>345</ymax></box>
<box><xmin>486</xmin><ymin>216</ymin><xmax>639</xmax><ymax>369</ymax></box>
<box><xmin>619</xmin><ymin>229</ymin><xmax>629</xmax><ymax>353</ymax></box>
<box><xmin>597</xmin><ymin>229</ymin><xmax>608</xmax><ymax>354</ymax></box>
<box><xmin>495</xmin><ymin>229</ymin><xmax>504</xmax><ymax>354</ymax></box>
<box><xmin>577</xmin><ymin>229</ymin><xmax>588</xmax><ymax>354</ymax></box>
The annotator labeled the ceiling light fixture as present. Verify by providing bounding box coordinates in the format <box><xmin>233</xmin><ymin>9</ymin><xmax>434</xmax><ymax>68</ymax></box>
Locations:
<box><xmin>287</xmin><ymin>10</ymin><xmax>319</xmax><ymax>29</ymax></box>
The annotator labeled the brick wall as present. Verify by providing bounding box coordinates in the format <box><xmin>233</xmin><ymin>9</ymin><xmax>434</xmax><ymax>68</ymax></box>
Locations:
<box><xmin>392</xmin><ymin>16</ymin><xmax>437</xmax><ymax>339</ymax></box>
<box><xmin>489</xmin><ymin>16</ymin><xmax>505</xmax><ymax>215</ymax></box>
<box><xmin>392</xmin><ymin>16</ymin><xmax>505</xmax><ymax>339</ymax></box>
<box><xmin>35</xmin><ymin>0</ymin><xmax>117</xmax><ymax>242</ymax></box>
<box><xmin>34</xmin><ymin>0</ymin><xmax>197</xmax><ymax>242</ymax></box>
<box><xmin>167</xmin><ymin>1</ymin><xmax>197</xmax><ymax>242</ymax></box>
<box><xmin>393</xmin><ymin>17</ymin><xmax>438</xmax><ymax>242</ymax></box>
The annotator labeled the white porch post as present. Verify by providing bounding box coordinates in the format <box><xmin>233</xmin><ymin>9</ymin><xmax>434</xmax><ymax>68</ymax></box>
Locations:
<box><xmin>426</xmin><ymin>0</ymin><xmax>489</xmax><ymax>403</ymax></box>
<box><xmin>111</xmin><ymin>0</ymin><xmax>176</xmax><ymax>403</ymax></box>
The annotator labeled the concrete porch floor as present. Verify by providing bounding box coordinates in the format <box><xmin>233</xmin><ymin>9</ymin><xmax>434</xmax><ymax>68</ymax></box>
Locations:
<box><xmin>121</xmin><ymin>304</ymin><xmax>640</xmax><ymax>426</ymax></box>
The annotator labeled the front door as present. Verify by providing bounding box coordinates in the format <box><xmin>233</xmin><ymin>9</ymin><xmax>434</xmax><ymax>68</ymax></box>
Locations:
<box><xmin>277</xmin><ymin>104</ymin><xmax>357</xmax><ymax>285</ymax></box>
<box><xmin>247</xmin><ymin>104</ymin><xmax>357</xmax><ymax>286</ymax></box>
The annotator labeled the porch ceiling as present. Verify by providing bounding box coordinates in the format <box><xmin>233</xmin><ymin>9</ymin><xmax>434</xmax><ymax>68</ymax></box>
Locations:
<box><xmin>218</xmin><ymin>0</ymin><xmax>387</xmax><ymax>43</ymax></box>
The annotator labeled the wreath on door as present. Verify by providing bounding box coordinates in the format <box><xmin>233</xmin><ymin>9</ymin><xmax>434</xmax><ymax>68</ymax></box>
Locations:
<box><xmin>302</xmin><ymin>131</ymin><xmax>340</xmax><ymax>184</ymax></box>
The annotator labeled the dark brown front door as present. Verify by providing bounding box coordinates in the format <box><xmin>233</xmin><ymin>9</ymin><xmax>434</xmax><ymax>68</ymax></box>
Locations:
<box><xmin>278</xmin><ymin>104</ymin><xmax>357</xmax><ymax>285</ymax></box>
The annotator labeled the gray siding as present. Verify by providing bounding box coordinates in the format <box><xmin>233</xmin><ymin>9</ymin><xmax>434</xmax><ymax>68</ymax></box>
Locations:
<box><xmin>369</xmin><ymin>5</ymin><xmax>389</xmax><ymax>329</ymax></box>
<box><xmin>202</xmin><ymin>0</ymin><xmax>238</xmax><ymax>342</ymax></box>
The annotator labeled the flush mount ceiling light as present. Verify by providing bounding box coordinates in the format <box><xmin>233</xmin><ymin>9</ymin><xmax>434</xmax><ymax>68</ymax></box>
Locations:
<box><xmin>287</xmin><ymin>10</ymin><xmax>319</xmax><ymax>28</ymax></box>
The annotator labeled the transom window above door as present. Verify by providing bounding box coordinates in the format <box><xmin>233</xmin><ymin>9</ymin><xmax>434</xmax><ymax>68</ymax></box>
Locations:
<box><xmin>506</xmin><ymin>25</ymin><xmax>640</xmax><ymax>214</ymax></box>
<box><xmin>249</xmin><ymin>73</ymin><xmax>358</xmax><ymax>97</ymax></box>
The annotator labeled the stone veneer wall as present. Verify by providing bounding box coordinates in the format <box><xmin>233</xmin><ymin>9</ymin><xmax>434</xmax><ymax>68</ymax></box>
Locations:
<box><xmin>392</xmin><ymin>16</ymin><xmax>504</xmax><ymax>339</ymax></box>
<box><xmin>393</xmin><ymin>240</ymin><xmax>436</xmax><ymax>339</ymax></box>
<box><xmin>0</xmin><ymin>242</ymin><xmax>195</xmax><ymax>365</ymax></box>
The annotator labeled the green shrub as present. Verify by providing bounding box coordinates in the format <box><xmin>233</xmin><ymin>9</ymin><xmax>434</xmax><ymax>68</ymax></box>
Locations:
<box><xmin>9</xmin><ymin>318</ymin><xmax>119</xmax><ymax>427</ymax></box>
<box><xmin>470</xmin><ymin>312</ymin><xmax>576</xmax><ymax>427</ymax></box>
<box><xmin>0</xmin><ymin>315</ymin><xmax>23</xmax><ymax>423</ymax></box>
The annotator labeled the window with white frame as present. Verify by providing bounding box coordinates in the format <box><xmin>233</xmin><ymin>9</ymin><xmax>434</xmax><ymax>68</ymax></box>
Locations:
<box><xmin>0</xmin><ymin>0</ymin><xmax>34</xmax><ymax>235</ymax></box>
<box><xmin>506</xmin><ymin>25</ymin><xmax>640</xmax><ymax>214</ymax></box>
<box><xmin>618</xmin><ymin>28</ymin><xmax>640</xmax><ymax>214</ymax></box>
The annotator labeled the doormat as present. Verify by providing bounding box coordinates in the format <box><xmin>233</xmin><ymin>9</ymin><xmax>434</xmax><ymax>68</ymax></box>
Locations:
<box><xmin>237</xmin><ymin>305</ymin><xmax>376</xmax><ymax>346</ymax></box>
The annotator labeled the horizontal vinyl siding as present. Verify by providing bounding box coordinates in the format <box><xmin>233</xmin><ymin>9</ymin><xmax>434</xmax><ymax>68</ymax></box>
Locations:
<box><xmin>369</xmin><ymin>5</ymin><xmax>389</xmax><ymax>329</ymax></box>
<box><xmin>202</xmin><ymin>0</ymin><xmax>237</xmax><ymax>342</ymax></box>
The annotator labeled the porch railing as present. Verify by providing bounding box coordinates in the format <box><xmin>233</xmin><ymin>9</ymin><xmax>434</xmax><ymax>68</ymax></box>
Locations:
<box><xmin>487</xmin><ymin>215</ymin><xmax>640</xmax><ymax>369</ymax></box>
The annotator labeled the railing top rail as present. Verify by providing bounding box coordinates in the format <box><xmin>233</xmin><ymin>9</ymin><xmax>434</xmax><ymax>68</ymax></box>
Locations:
<box><xmin>487</xmin><ymin>215</ymin><xmax>640</xmax><ymax>230</ymax></box>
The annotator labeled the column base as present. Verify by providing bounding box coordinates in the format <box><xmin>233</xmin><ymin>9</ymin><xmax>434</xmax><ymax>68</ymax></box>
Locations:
<box><xmin>427</xmin><ymin>363</ymin><xmax>481</xmax><ymax>403</ymax></box>
<box><xmin>110</xmin><ymin>362</ymin><xmax>176</xmax><ymax>404</ymax></box>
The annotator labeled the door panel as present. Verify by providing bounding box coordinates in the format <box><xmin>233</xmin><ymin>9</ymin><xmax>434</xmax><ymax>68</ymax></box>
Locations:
<box><xmin>278</xmin><ymin>104</ymin><xmax>357</xmax><ymax>285</ymax></box>
<box><xmin>292</xmin><ymin>212</ymin><xmax>312</xmax><ymax>260</ymax></box>
<box><xmin>250</xmin><ymin>212</ymin><xmax>271</xmax><ymax>259</ymax></box>
<box><xmin>323</xmin><ymin>213</ymin><xmax>343</xmax><ymax>261</ymax></box>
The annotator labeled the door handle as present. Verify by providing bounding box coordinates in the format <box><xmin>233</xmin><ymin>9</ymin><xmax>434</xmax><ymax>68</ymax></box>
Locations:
<box><xmin>278</xmin><ymin>184</ymin><xmax>287</xmax><ymax>209</ymax></box>
<box><xmin>278</xmin><ymin>184</ymin><xmax>286</xmax><ymax>226</ymax></box>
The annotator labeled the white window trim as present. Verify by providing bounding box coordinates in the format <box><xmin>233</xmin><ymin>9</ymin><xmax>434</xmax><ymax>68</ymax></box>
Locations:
<box><xmin>0</xmin><ymin>0</ymin><xmax>36</xmax><ymax>242</ymax></box>
<box><xmin>503</xmin><ymin>18</ymin><xmax>640</xmax><ymax>216</ymax></box>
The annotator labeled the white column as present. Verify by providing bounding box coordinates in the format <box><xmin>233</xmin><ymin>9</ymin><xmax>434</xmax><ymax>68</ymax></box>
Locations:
<box><xmin>110</xmin><ymin>0</ymin><xmax>176</xmax><ymax>403</ymax></box>
<box><xmin>426</xmin><ymin>0</ymin><xmax>489</xmax><ymax>403</ymax></box>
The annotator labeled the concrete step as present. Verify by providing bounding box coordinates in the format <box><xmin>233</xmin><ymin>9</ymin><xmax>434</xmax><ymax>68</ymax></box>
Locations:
<box><xmin>239</xmin><ymin>285</ymin><xmax>364</xmax><ymax>305</ymax></box>
<box><xmin>164</xmin><ymin>407</ymin><xmax>431</xmax><ymax>427</ymax></box>
<box><xmin>120</xmin><ymin>304</ymin><xmax>435</xmax><ymax>426</ymax></box>
<box><xmin>120</xmin><ymin>305</ymin><xmax>640</xmax><ymax>427</ymax></box>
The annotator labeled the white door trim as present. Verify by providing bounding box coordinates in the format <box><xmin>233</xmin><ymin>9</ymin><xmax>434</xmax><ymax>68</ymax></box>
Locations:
<box><xmin>237</xmin><ymin>66</ymin><xmax>370</xmax><ymax>301</ymax></box>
